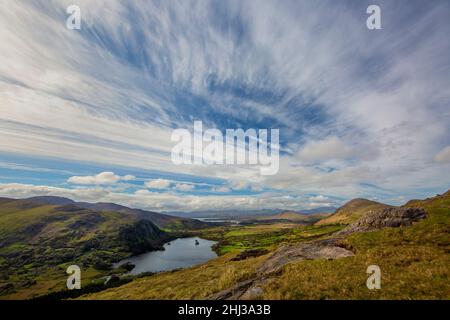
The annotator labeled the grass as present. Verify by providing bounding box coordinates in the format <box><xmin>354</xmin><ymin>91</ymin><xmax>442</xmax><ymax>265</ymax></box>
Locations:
<box><xmin>79</xmin><ymin>253</ymin><xmax>266</xmax><ymax>300</ymax></box>
<box><xmin>0</xmin><ymin>200</ymin><xmax>168</xmax><ymax>299</ymax></box>
<box><xmin>197</xmin><ymin>223</ymin><xmax>344</xmax><ymax>255</ymax></box>
<box><xmin>1</xmin><ymin>266</ymin><xmax>103</xmax><ymax>300</ymax></box>
<box><xmin>259</xmin><ymin>197</ymin><xmax>450</xmax><ymax>299</ymax></box>
<box><xmin>82</xmin><ymin>222</ymin><xmax>345</xmax><ymax>299</ymax></box>
<box><xmin>2</xmin><ymin>191</ymin><xmax>449</xmax><ymax>300</ymax></box>
<box><xmin>84</xmin><ymin>191</ymin><xmax>449</xmax><ymax>300</ymax></box>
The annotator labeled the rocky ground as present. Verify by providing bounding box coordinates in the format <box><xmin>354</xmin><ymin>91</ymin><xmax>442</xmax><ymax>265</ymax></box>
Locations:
<box><xmin>336</xmin><ymin>207</ymin><xmax>426</xmax><ymax>236</ymax></box>
<box><xmin>209</xmin><ymin>239</ymin><xmax>354</xmax><ymax>299</ymax></box>
<box><xmin>210</xmin><ymin>207</ymin><xmax>427</xmax><ymax>300</ymax></box>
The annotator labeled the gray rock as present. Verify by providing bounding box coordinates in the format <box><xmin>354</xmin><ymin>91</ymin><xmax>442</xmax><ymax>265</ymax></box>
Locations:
<box><xmin>209</xmin><ymin>207</ymin><xmax>427</xmax><ymax>300</ymax></box>
<box><xmin>257</xmin><ymin>239</ymin><xmax>354</xmax><ymax>275</ymax></box>
<box><xmin>209</xmin><ymin>239</ymin><xmax>353</xmax><ymax>300</ymax></box>
<box><xmin>337</xmin><ymin>207</ymin><xmax>426</xmax><ymax>235</ymax></box>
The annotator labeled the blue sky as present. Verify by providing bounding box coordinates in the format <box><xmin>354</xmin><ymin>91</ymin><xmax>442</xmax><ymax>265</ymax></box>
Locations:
<box><xmin>0</xmin><ymin>0</ymin><xmax>449</xmax><ymax>212</ymax></box>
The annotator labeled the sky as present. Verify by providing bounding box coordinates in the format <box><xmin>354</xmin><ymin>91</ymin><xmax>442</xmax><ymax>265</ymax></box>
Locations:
<box><xmin>0</xmin><ymin>0</ymin><xmax>449</xmax><ymax>212</ymax></box>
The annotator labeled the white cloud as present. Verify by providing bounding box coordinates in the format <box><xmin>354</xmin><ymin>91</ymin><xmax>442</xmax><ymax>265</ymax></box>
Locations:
<box><xmin>306</xmin><ymin>194</ymin><xmax>335</xmax><ymax>208</ymax></box>
<box><xmin>145</xmin><ymin>179</ymin><xmax>171</xmax><ymax>189</ymax></box>
<box><xmin>0</xmin><ymin>183</ymin><xmax>109</xmax><ymax>202</ymax></box>
<box><xmin>308</xmin><ymin>195</ymin><xmax>329</xmax><ymax>203</ymax></box>
<box><xmin>296</xmin><ymin>137</ymin><xmax>354</xmax><ymax>163</ymax></box>
<box><xmin>68</xmin><ymin>172</ymin><xmax>135</xmax><ymax>185</ymax></box>
<box><xmin>306</xmin><ymin>202</ymin><xmax>334</xmax><ymax>209</ymax></box>
<box><xmin>0</xmin><ymin>183</ymin><xmax>328</xmax><ymax>212</ymax></box>
<box><xmin>434</xmin><ymin>146</ymin><xmax>450</xmax><ymax>164</ymax></box>
<box><xmin>0</xmin><ymin>1</ymin><xmax>449</xmax><ymax>206</ymax></box>
<box><xmin>175</xmin><ymin>183</ymin><xmax>195</xmax><ymax>192</ymax></box>
<box><xmin>212</xmin><ymin>186</ymin><xmax>231</xmax><ymax>193</ymax></box>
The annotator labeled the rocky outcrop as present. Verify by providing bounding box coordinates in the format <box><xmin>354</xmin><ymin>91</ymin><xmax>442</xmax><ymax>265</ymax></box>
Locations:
<box><xmin>256</xmin><ymin>239</ymin><xmax>354</xmax><ymax>275</ymax></box>
<box><xmin>210</xmin><ymin>207</ymin><xmax>428</xmax><ymax>300</ymax></box>
<box><xmin>209</xmin><ymin>238</ymin><xmax>354</xmax><ymax>300</ymax></box>
<box><xmin>336</xmin><ymin>207</ymin><xmax>426</xmax><ymax>236</ymax></box>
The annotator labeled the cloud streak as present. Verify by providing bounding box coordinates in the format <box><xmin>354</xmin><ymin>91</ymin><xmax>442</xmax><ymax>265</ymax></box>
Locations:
<box><xmin>0</xmin><ymin>0</ymin><xmax>449</xmax><ymax>210</ymax></box>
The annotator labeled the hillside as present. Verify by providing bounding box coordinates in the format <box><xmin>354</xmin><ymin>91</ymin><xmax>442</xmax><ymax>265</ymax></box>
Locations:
<box><xmin>83</xmin><ymin>189</ymin><xmax>450</xmax><ymax>300</ymax></box>
<box><xmin>25</xmin><ymin>196</ymin><xmax>209</xmax><ymax>231</ymax></box>
<box><xmin>75</xmin><ymin>201</ymin><xmax>208</xmax><ymax>230</ymax></box>
<box><xmin>244</xmin><ymin>211</ymin><xmax>330</xmax><ymax>224</ymax></box>
<box><xmin>403</xmin><ymin>189</ymin><xmax>450</xmax><ymax>209</ymax></box>
<box><xmin>1</xmin><ymin>190</ymin><xmax>448</xmax><ymax>300</ymax></box>
<box><xmin>0</xmin><ymin>198</ymin><xmax>169</xmax><ymax>298</ymax></box>
<box><xmin>316</xmin><ymin>198</ymin><xmax>392</xmax><ymax>225</ymax></box>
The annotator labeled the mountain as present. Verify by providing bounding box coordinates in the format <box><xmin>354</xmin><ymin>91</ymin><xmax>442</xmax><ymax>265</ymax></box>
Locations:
<box><xmin>297</xmin><ymin>207</ymin><xmax>338</xmax><ymax>214</ymax></box>
<box><xmin>403</xmin><ymin>189</ymin><xmax>450</xmax><ymax>208</ymax></box>
<box><xmin>315</xmin><ymin>198</ymin><xmax>392</xmax><ymax>225</ymax></box>
<box><xmin>27</xmin><ymin>196</ymin><xmax>209</xmax><ymax>230</ymax></box>
<box><xmin>243</xmin><ymin>211</ymin><xmax>330</xmax><ymax>224</ymax></box>
<box><xmin>167</xmin><ymin>209</ymin><xmax>285</xmax><ymax>218</ymax></box>
<box><xmin>166</xmin><ymin>207</ymin><xmax>337</xmax><ymax>219</ymax></box>
<box><xmin>0</xmin><ymin>197</ymin><xmax>171</xmax><ymax>297</ymax></box>
<box><xmin>26</xmin><ymin>196</ymin><xmax>75</xmax><ymax>206</ymax></box>
<box><xmin>83</xmin><ymin>188</ymin><xmax>450</xmax><ymax>300</ymax></box>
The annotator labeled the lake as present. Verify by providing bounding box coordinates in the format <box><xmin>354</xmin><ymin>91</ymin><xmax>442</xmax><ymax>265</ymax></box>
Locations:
<box><xmin>194</xmin><ymin>217</ymin><xmax>240</xmax><ymax>224</ymax></box>
<box><xmin>114</xmin><ymin>237</ymin><xmax>217</xmax><ymax>275</ymax></box>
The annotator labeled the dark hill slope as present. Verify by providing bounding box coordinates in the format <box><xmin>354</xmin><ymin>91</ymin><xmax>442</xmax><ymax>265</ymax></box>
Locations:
<box><xmin>75</xmin><ymin>201</ymin><xmax>208</xmax><ymax>230</ymax></box>
<box><xmin>0</xmin><ymin>198</ymin><xmax>169</xmax><ymax>296</ymax></box>
<box><xmin>20</xmin><ymin>196</ymin><xmax>209</xmax><ymax>230</ymax></box>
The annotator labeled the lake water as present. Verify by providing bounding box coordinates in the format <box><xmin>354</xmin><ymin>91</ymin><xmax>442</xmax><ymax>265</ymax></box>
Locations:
<box><xmin>194</xmin><ymin>217</ymin><xmax>240</xmax><ymax>224</ymax></box>
<box><xmin>114</xmin><ymin>237</ymin><xmax>217</xmax><ymax>275</ymax></box>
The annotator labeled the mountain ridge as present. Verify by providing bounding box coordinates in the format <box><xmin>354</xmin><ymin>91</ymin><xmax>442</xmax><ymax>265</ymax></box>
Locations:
<box><xmin>167</xmin><ymin>207</ymin><xmax>337</xmax><ymax>219</ymax></box>
<box><xmin>7</xmin><ymin>196</ymin><xmax>209</xmax><ymax>230</ymax></box>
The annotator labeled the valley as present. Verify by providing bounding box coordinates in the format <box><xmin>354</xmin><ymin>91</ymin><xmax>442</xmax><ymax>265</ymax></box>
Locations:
<box><xmin>0</xmin><ymin>190</ymin><xmax>449</xmax><ymax>300</ymax></box>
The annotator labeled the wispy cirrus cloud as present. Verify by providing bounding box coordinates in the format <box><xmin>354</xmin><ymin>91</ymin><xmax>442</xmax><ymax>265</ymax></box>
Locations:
<box><xmin>0</xmin><ymin>0</ymin><xmax>449</xmax><ymax>210</ymax></box>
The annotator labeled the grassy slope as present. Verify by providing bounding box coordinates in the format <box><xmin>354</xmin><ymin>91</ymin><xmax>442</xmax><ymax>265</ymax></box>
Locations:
<box><xmin>195</xmin><ymin>223</ymin><xmax>343</xmax><ymax>254</ymax></box>
<box><xmin>74</xmin><ymin>201</ymin><xmax>209</xmax><ymax>231</ymax></box>
<box><xmin>260</xmin><ymin>192</ymin><xmax>450</xmax><ymax>299</ymax></box>
<box><xmin>81</xmin><ymin>253</ymin><xmax>267</xmax><ymax>300</ymax></box>
<box><xmin>245</xmin><ymin>211</ymin><xmax>330</xmax><ymax>224</ymax></box>
<box><xmin>85</xmin><ymin>191</ymin><xmax>449</xmax><ymax>300</ymax></box>
<box><xmin>316</xmin><ymin>199</ymin><xmax>392</xmax><ymax>225</ymax></box>
<box><xmin>0</xmin><ymin>199</ymin><xmax>166</xmax><ymax>299</ymax></box>
<box><xmin>83</xmin><ymin>223</ymin><xmax>344</xmax><ymax>299</ymax></box>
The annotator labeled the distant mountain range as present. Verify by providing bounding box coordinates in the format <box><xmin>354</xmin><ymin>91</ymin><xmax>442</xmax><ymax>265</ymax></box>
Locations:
<box><xmin>240</xmin><ymin>211</ymin><xmax>331</xmax><ymax>225</ymax></box>
<box><xmin>25</xmin><ymin>196</ymin><xmax>337</xmax><ymax>222</ymax></box>
<box><xmin>165</xmin><ymin>207</ymin><xmax>338</xmax><ymax>219</ymax></box>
